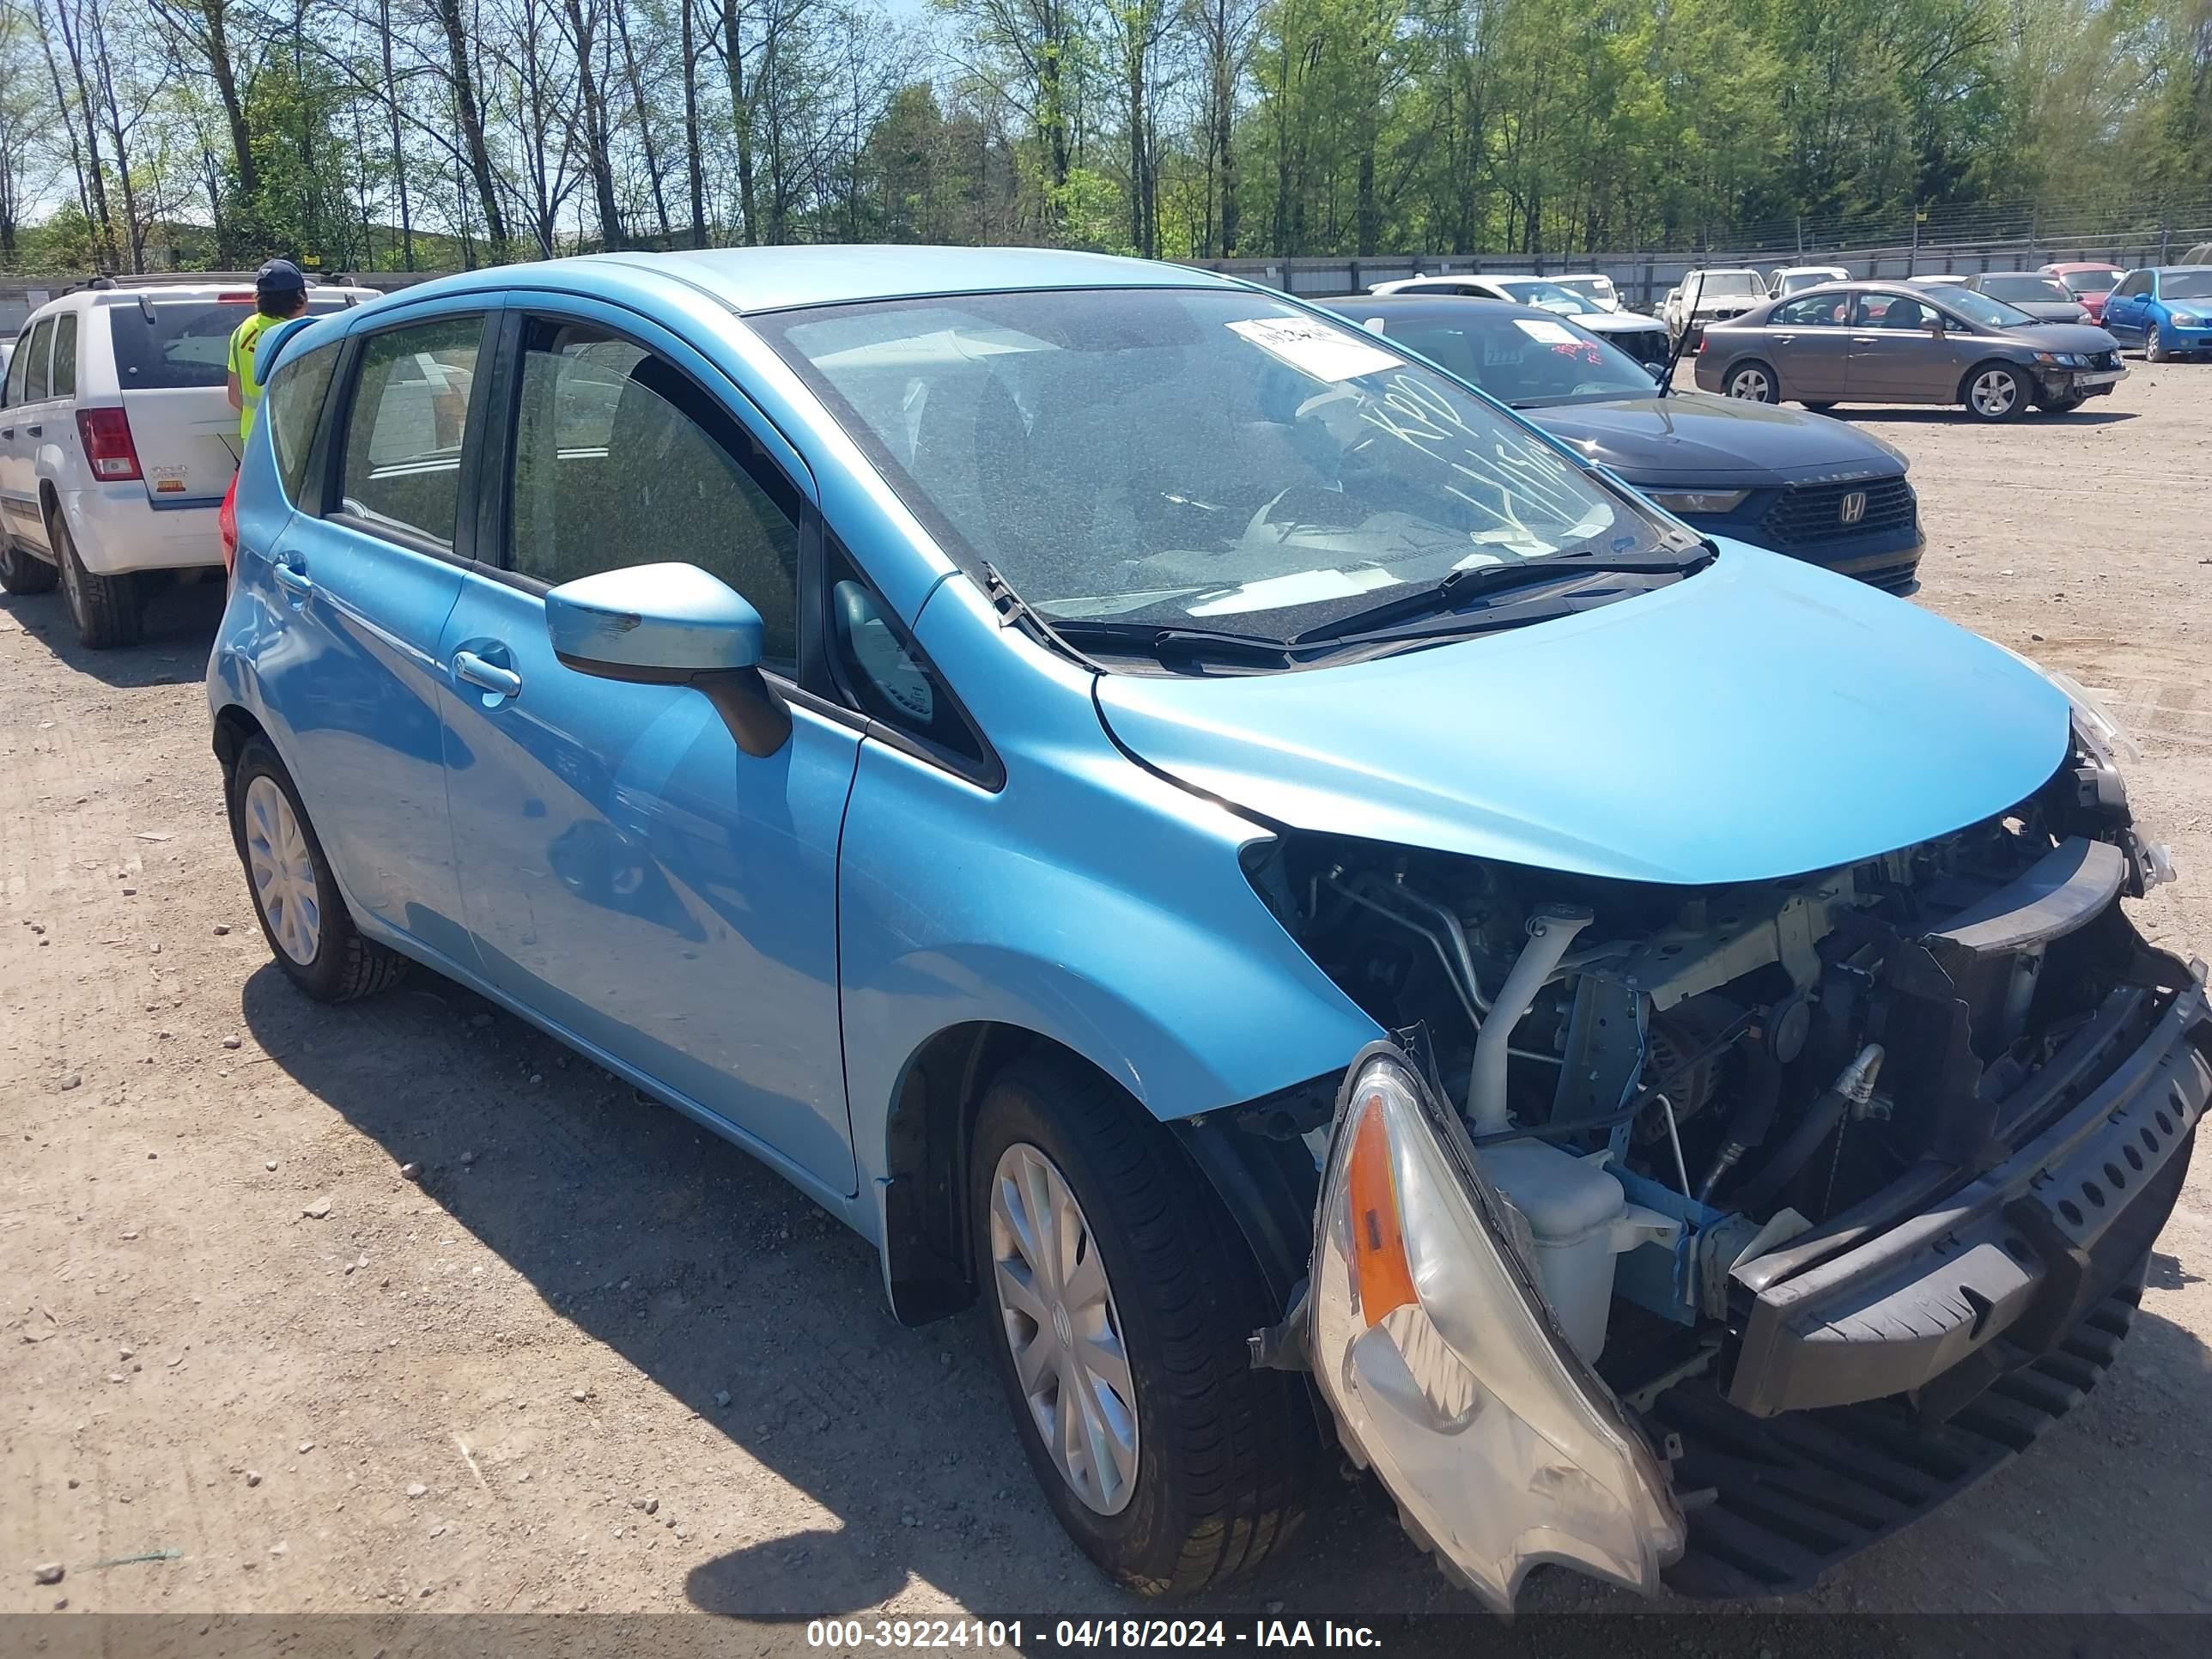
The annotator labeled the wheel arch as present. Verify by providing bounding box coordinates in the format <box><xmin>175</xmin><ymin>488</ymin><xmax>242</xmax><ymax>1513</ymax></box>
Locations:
<box><xmin>875</xmin><ymin>1018</ymin><xmax>1331</xmax><ymax>1328</ymax></box>
<box><xmin>212</xmin><ymin>701</ymin><xmax>271</xmax><ymax>774</ymax></box>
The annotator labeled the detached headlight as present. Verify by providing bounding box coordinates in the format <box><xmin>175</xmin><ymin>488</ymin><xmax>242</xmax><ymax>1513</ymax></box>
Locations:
<box><xmin>1647</xmin><ymin>489</ymin><xmax>1748</xmax><ymax>515</ymax></box>
<box><xmin>2032</xmin><ymin>351</ymin><xmax>2085</xmax><ymax>368</ymax></box>
<box><xmin>1308</xmin><ymin>1048</ymin><xmax>1683</xmax><ymax>1610</ymax></box>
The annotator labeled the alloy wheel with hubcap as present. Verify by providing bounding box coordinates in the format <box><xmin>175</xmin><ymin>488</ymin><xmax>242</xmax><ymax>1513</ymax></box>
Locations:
<box><xmin>1726</xmin><ymin>365</ymin><xmax>1776</xmax><ymax>402</ymax></box>
<box><xmin>243</xmin><ymin>773</ymin><xmax>324</xmax><ymax>966</ymax></box>
<box><xmin>1968</xmin><ymin>365</ymin><xmax>2024</xmax><ymax>420</ymax></box>
<box><xmin>2146</xmin><ymin>323</ymin><xmax>2169</xmax><ymax>363</ymax></box>
<box><xmin>988</xmin><ymin>1140</ymin><xmax>1140</xmax><ymax>1516</ymax></box>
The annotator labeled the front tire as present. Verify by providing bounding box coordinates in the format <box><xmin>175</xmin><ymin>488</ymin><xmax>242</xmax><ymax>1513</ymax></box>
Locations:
<box><xmin>0</xmin><ymin>532</ymin><xmax>57</xmax><ymax>594</ymax></box>
<box><xmin>972</xmin><ymin>1056</ymin><xmax>1320</xmax><ymax>1595</ymax></box>
<box><xmin>2145</xmin><ymin>322</ymin><xmax>2171</xmax><ymax>363</ymax></box>
<box><xmin>1725</xmin><ymin>361</ymin><xmax>1780</xmax><ymax>403</ymax></box>
<box><xmin>226</xmin><ymin>738</ymin><xmax>407</xmax><ymax>1002</ymax></box>
<box><xmin>1963</xmin><ymin>362</ymin><xmax>2030</xmax><ymax>422</ymax></box>
<box><xmin>52</xmin><ymin>512</ymin><xmax>143</xmax><ymax>648</ymax></box>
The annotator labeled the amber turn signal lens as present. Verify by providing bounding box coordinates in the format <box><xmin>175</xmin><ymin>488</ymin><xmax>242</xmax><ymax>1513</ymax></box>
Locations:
<box><xmin>1346</xmin><ymin>1092</ymin><xmax>1418</xmax><ymax>1327</ymax></box>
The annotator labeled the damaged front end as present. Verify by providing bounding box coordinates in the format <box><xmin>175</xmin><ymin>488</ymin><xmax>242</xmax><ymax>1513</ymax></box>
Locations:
<box><xmin>1254</xmin><ymin>718</ymin><xmax>2211</xmax><ymax>1604</ymax></box>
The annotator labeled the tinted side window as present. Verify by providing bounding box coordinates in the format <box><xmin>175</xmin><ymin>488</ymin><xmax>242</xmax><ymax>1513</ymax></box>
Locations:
<box><xmin>1771</xmin><ymin>295</ymin><xmax>1848</xmax><ymax>327</ymax></box>
<box><xmin>507</xmin><ymin>319</ymin><xmax>801</xmax><ymax>672</ymax></box>
<box><xmin>2118</xmin><ymin>273</ymin><xmax>2150</xmax><ymax>297</ymax></box>
<box><xmin>337</xmin><ymin>315</ymin><xmax>484</xmax><ymax>550</ymax></box>
<box><xmin>51</xmin><ymin>313</ymin><xmax>77</xmax><ymax>398</ymax></box>
<box><xmin>23</xmin><ymin>319</ymin><xmax>52</xmax><ymax>401</ymax></box>
<box><xmin>268</xmin><ymin>341</ymin><xmax>343</xmax><ymax>503</ymax></box>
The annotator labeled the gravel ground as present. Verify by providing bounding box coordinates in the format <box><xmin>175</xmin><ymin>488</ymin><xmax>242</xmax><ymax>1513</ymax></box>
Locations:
<box><xmin>4</xmin><ymin>364</ymin><xmax>2211</xmax><ymax>1631</ymax></box>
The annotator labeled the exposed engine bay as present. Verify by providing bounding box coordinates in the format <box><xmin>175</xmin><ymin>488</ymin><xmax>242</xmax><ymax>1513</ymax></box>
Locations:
<box><xmin>1243</xmin><ymin>717</ymin><xmax>2193</xmax><ymax>1409</ymax></box>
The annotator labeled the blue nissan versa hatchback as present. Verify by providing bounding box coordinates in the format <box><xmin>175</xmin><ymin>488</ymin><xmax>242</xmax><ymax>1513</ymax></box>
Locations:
<box><xmin>211</xmin><ymin>248</ymin><xmax>2207</xmax><ymax>1607</ymax></box>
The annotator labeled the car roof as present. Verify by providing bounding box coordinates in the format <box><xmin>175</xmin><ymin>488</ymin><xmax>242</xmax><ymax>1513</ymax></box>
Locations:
<box><xmin>2145</xmin><ymin>264</ymin><xmax>2212</xmax><ymax>275</ymax></box>
<box><xmin>2043</xmin><ymin>260</ymin><xmax>2123</xmax><ymax>270</ymax></box>
<box><xmin>386</xmin><ymin>246</ymin><xmax>1237</xmax><ymax>315</ymax></box>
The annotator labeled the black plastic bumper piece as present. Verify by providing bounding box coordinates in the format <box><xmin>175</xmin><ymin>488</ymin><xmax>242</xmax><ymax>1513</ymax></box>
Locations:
<box><xmin>1724</xmin><ymin>963</ymin><xmax>2209</xmax><ymax>1418</ymax></box>
<box><xmin>1657</xmin><ymin>1262</ymin><xmax>2149</xmax><ymax>1597</ymax></box>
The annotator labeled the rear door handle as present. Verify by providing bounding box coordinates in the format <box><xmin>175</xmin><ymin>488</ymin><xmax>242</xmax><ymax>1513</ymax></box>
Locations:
<box><xmin>271</xmin><ymin>562</ymin><xmax>313</xmax><ymax>598</ymax></box>
<box><xmin>1850</xmin><ymin>336</ymin><xmax>1880</xmax><ymax>344</ymax></box>
<box><xmin>453</xmin><ymin>650</ymin><xmax>522</xmax><ymax>699</ymax></box>
<box><xmin>1</xmin><ymin>428</ymin><xmax>11</xmax><ymax>440</ymax></box>
<box><xmin>25</xmin><ymin>423</ymin><xmax>40</xmax><ymax>436</ymax></box>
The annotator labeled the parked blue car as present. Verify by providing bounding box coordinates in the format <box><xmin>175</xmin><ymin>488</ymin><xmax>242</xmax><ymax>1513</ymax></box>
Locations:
<box><xmin>210</xmin><ymin>248</ymin><xmax>2205</xmax><ymax>1609</ymax></box>
<box><xmin>2098</xmin><ymin>265</ymin><xmax>2212</xmax><ymax>361</ymax></box>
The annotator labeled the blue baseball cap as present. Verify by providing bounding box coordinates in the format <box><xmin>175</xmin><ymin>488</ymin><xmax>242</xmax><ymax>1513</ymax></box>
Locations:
<box><xmin>255</xmin><ymin>258</ymin><xmax>308</xmax><ymax>297</ymax></box>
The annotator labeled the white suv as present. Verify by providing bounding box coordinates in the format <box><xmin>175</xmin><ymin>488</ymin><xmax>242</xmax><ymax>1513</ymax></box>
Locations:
<box><xmin>1659</xmin><ymin>268</ymin><xmax>1768</xmax><ymax>343</ymax></box>
<box><xmin>0</xmin><ymin>279</ymin><xmax>375</xmax><ymax>647</ymax></box>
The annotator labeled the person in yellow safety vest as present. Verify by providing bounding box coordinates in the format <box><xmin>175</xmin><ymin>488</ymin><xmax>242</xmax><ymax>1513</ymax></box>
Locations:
<box><xmin>226</xmin><ymin>259</ymin><xmax>311</xmax><ymax>445</ymax></box>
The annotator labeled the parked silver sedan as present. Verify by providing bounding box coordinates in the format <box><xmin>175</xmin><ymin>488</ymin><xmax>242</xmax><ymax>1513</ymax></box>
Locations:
<box><xmin>1694</xmin><ymin>283</ymin><xmax>2125</xmax><ymax>421</ymax></box>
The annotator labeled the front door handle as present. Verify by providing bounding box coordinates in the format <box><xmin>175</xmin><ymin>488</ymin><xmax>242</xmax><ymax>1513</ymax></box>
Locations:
<box><xmin>1850</xmin><ymin>336</ymin><xmax>1880</xmax><ymax>344</ymax></box>
<box><xmin>271</xmin><ymin>562</ymin><xmax>313</xmax><ymax>599</ymax></box>
<box><xmin>25</xmin><ymin>423</ymin><xmax>40</xmax><ymax>436</ymax></box>
<box><xmin>1</xmin><ymin>428</ymin><xmax>11</xmax><ymax>440</ymax></box>
<box><xmin>453</xmin><ymin>650</ymin><xmax>523</xmax><ymax>699</ymax></box>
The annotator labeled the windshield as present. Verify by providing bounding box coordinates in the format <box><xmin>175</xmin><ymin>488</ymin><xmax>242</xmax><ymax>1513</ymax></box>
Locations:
<box><xmin>1491</xmin><ymin>279</ymin><xmax>1597</xmax><ymax>315</ymax></box>
<box><xmin>1358</xmin><ymin>308</ymin><xmax>1656</xmax><ymax>407</ymax></box>
<box><xmin>1979</xmin><ymin>275</ymin><xmax>2073</xmax><ymax>305</ymax></box>
<box><xmin>1931</xmin><ymin>288</ymin><xmax>2033</xmax><ymax>329</ymax></box>
<box><xmin>756</xmin><ymin>288</ymin><xmax>1662</xmax><ymax>637</ymax></box>
<box><xmin>2161</xmin><ymin>269</ymin><xmax>2212</xmax><ymax>300</ymax></box>
<box><xmin>1692</xmin><ymin>272</ymin><xmax>1765</xmax><ymax>298</ymax></box>
<box><xmin>2054</xmin><ymin>267</ymin><xmax>2120</xmax><ymax>295</ymax></box>
<box><xmin>1553</xmin><ymin>276</ymin><xmax>1614</xmax><ymax>303</ymax></box>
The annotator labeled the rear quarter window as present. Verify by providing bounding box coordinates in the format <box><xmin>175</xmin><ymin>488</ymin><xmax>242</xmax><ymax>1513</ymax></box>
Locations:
<box><xmin>266</xmin><ymin>341</ymin><xmax>343</xmax><ymax>503</ymax></box>
<box><xmin>52</xmin><ymin>313</ymin><xmax>78</xmax><ymax>398</ymax></box>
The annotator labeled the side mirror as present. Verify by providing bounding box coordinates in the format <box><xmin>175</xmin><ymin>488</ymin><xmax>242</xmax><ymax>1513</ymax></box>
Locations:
<box><xmin>544</xmin><ymin>562</ymin><xmax>791</xmax><ymax>757</ymax></box>
<box><xmin>1922</xmin><ymin>315</ymin><xmax>1947</xmax><ymax>333</ymax></box>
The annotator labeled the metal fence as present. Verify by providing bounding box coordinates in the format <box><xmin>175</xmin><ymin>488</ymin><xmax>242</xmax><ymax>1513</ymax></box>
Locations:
<box><xmin>1185</xmin><ymin>224</ymin><xmax>2212</xmax><ymax>312</ymax></box>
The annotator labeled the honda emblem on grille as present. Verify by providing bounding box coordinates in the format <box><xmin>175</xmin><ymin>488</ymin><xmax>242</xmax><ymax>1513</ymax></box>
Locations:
<box><xmin>1838</xmin><ymin>490</ymin><xmax>1868</xmax><ymax>526</ymax></box>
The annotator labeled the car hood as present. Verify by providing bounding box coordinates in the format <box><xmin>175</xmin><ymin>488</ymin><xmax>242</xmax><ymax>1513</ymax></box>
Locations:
<box><xmin>1527</xmin><ymin>393</ymin><xmax>1902</xmax><ymax>485</ymax></box>
<box><xmin>1996</xmin><ymin>322</ymin><xmax>2119</xmax><ymax>355</ymax></box>
<box><xmin>1094</xmin><ymin>544</ymin><xmax>2070</xmax><ymax>886</ymax></box>
<box><xmin>2008</xmin><ymin>302</ymin><xmax>2091</xmax><ymax>324</ymax></box>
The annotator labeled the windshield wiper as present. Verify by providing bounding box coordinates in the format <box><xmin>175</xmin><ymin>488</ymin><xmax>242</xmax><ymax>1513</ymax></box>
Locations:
<box><xmin>1048</xmin><ymin>618</ymin><xmax>1295</xmax><ymax>668</ymax></box>
<box><xmin>1291</xmin><ymin>546</ymin><xmax>1708</xmax><ymax>645</ymax></box>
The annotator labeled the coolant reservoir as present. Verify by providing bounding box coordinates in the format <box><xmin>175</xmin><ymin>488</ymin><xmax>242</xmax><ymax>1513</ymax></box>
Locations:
<box><xmin>1480</xmin><ymin>1139</ymin><xmax>1675</xmax><ymax>1361</ymax></box>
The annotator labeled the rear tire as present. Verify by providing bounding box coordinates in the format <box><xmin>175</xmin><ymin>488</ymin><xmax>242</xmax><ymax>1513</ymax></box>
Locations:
<box><xmin>226</xmin><ymin>738</ymin><xmax>408</xmax><ymax>1003</ymax></box>
<box><xmin>971</xmin><ymin>1055</ymin><xmax>1321</xmax><ymax>1595</ymax></box>
<box><xmin>1724</xmin><ymin>361</ymin><xmax>1780</xmax><ymax>403</ymax></box>
<box><xmin>1962</xmin><ymin>362</ymin><xmax>2030</xmax><ymax>422</ymax></box>
<box><xmin>52</xmin><ymin>511</ymin><xmax>143</xmax><ymax>648</ymax></box>
<box><xmin>0</xmin><ymin>533</ymin><xmax>57</xmax><ymax>594</ymax></box>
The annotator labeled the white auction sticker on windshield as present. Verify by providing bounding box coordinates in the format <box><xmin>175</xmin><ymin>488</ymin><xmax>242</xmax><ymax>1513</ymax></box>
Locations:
<box><xmin>1513</xmin><ymin>318</ymin><xmax>1580</xmax><ymax>345</ymax></box>
<box><xmin>1229</xmin><ymin>317</ymin><xmax>1404</xmax><ymax>382</ymax></box>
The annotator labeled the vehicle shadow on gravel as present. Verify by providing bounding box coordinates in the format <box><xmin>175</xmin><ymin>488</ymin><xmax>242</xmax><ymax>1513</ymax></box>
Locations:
<box><xmin>235</xmin><ymin>955</ymin><xmax>2212</xmax><ymax>1621</ymax></box>
<box><xmin>1814</xmin><ymin>407</ymin><xmax>2139</xmax><ymax>428</ymax></box>
<box><xmin>0</xmin><ymin>577</ymin><xmax>223</xmax><ymax>687</ymax></box>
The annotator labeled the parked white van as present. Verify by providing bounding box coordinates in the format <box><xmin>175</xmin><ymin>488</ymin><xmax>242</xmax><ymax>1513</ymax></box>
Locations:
<box><xmin>0</xmin><ymin>278</ymin><xmax>376</xmax><ymax>646</ymax></box>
